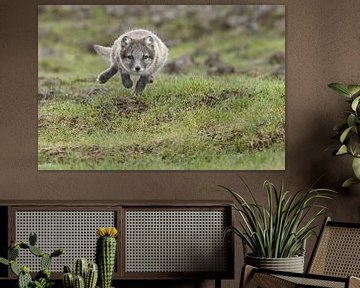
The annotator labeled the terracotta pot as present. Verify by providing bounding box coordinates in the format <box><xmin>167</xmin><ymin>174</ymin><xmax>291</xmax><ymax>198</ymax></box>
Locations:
<box><xmin>245</xmin><ymin>254</ymin><xmax>304</xmax><ymax>273</ymax></box>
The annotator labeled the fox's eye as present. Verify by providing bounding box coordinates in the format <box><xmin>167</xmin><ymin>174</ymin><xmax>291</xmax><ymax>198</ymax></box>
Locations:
<box><xmin>126</xmin><ymin>55</ymin><xmax>133</xmax><ymax>60</ymax></box>
<box><xmin>143</xmin><ymin>55</ymin><xmax>149</xmax><ymax>60</ymax></box>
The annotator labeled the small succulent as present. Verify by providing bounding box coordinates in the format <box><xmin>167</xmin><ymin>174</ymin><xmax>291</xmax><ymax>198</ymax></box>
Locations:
<box><xmin>32</xmin><ymin>278</ymin><xmax>54</xmax><ymax>288</ymax></box>
<box><xmin>329</xmin><ymin>83</ymin><xmax>360</xmax><ymax>187</ymax></box>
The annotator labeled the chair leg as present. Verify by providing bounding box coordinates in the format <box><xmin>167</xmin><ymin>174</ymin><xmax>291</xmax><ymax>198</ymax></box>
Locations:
<box><xmin>240</xmin><ymin>265</ymin><xmax>255</xmax><ymax>288</ymax></box>
<box><xmin>215</xmin><ymin>278</ymin><xmax>221</xmax><ymax>288</ymax></box>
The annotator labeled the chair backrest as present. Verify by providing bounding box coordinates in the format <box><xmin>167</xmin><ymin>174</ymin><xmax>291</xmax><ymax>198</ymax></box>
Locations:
<box><xmin>307</xmin><ymin>217</ymin><xmax>360</xmax><ymax>277</ymax></box>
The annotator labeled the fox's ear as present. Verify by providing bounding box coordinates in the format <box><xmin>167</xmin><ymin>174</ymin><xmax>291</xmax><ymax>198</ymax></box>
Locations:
<box><xmin>144</xmin><ymin>36</ymin><xmax>154</xmax><ymax>47</ymax></box>
<box><xmin>93</xmin><ymin>45</ymin><xmax>111</xmax><ymax>61</ymax></box>
<box><xmin>121</xmin><ymin>36</ymin><xmax>132</xmax><ymax>48</ymax></box>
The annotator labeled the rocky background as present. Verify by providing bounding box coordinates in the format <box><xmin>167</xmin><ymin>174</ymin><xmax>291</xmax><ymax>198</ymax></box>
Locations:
<box><xmin>38</xmin><ymin>5</ymin><xmax>285</xmax><ymax>78</ymax></box>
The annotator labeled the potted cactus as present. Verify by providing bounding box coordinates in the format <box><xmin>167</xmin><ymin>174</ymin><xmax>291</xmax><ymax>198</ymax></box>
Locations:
<box><xmin>0</xmin><ymin>232</ymin><xmax>63</xmax><ymax>288</ymax></box>
<box><xmin>62</xmin><ymin>258</ymin><xmax>98</xmax><ymax>288</ymax></box>
<box><xmin>96</xmin><ymin>227</ymin><xmax>118</xmax><ymax>288</ymax></box>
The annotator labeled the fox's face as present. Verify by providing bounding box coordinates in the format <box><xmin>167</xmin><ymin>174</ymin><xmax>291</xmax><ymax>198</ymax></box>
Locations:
<box><xmin>120</xmin><ymin>36</ymin><xmax>155</xmax><ymax>74</ymax></box>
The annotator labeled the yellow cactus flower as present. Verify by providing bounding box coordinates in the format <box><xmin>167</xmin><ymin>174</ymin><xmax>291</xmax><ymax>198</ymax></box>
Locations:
<box><xmin>96</xmin><ymin>227</ymin><xmax>118</xmax><ymax>237</ymax></box>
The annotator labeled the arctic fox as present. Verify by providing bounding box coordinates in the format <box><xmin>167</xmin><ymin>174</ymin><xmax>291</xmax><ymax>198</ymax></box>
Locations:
<box><xmin>94</xmin><ymin>29</ymin><xmax>168</xmax><ymax>95</ymax></box>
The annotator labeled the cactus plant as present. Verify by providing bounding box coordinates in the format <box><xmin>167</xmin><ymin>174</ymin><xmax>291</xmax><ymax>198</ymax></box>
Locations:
<box><xmin>19</xmin><ymin>268</ymin><xmax>32</xmax><ymax>288</ymax></box>
<box><xmin>41</xmin><ymin>253</ymin><xmax>52</xmax><ymax>270</ymax></box>
<box><xmin>85</xmin><ymin>262</ymin><xmax>98</xmax><ymax>288</ymax></box>
<box><xmin>0</xmin><ymin>232</ymin><xmax>63</xmax><ymax>288</ymax></box>
<box><xmin>62</xmin><ymin>259</ymin><xmax>98</xmax><ymax>288</ymax></box>
<box><xmin>74</xmin><ymin>258</ymin><xmax>88</xmax><ymax>279</ymax></box>
<box><xmin>73</xmin><ymin>275</ymin><xmax>85</xmax><ymax>288</ymax></box>
<box><xmin>96</xmin><ymin>227</ymin><xmax>118</xmax><ymax>288</ymax></box>
<box><xmin>63</xmin><ymin>272</ymin><xmax>74</xmax><ymax>288</ymax></box>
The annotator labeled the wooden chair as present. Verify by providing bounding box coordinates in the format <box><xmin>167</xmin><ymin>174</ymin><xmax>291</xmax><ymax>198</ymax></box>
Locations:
<box><xmin>241</xmin><ymin>217</ymin><xmax>360</xmax><ymax>288</ymax></box>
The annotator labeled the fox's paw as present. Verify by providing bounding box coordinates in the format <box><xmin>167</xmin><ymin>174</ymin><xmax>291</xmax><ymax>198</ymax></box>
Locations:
<box><xmin>123</xmin><ymin>78</ymin><xmax>133</xmax><ymax>88</ymax></box>
<box><xmin>148</xmin><ymin>75</ymin><xmax>154</xmax><ymax>84</ymax></box>
<box><xmin>121</xmin><ymin>74</ymin><xmax>133</xmax><ymax>88</ymax></box>
<box><xmin>97</xmin><ymin>74</ymin><xmax>108</xmax><ymax>84</ymax></box>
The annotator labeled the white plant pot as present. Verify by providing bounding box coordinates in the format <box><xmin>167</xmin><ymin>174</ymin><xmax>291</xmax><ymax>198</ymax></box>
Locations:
<box><xmin>245</xmin><ymin>254</ymin><xmax>305</xmax><ymax>273</ymax></box>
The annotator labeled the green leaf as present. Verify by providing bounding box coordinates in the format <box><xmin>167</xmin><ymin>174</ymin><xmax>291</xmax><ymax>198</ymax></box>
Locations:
<box><xmin>336</xmin><ymin>145</ymin><xmax>348</xmax><ymax>155</ymax></box>
<box><xmin>351</xmin><ymin>96</ymin><xmax>360</xmax><ymax>111</ymax></box>
<box><xmin>29</xmin><ymin>246</ymin><xmax>44</xmax><ymax>257</ymax></box>
<box><xmin>29</xmin><ymin>232</ymin><xmax>37</xmax><ymax>246</ymax></box>
<box><xmin>10</xmin><ymin>261</ymin><xmax>20</xmax><ymax>276</ymax></box>
<box><xmin>8</xmin><ymin>247</ymin><xmax>19</xmax><ymax>261</ymax></box>
<box><xmin>348</xmin><ymin>85</ymin><xmax>360</xmax><ymax>96</ymax></box>
<box><xmin>352</xmin><ymin>157</ymin><xmax>360</xmax><ymax>179</ymax></box>
<box><xmin>349</xmin><ymin>135</ymin><xmax>360</xmax><ymax>156</ymax></box>
<box><xmin>328</xmin><ymin>83</ymin><xmax>351</xmax><ymax>97</ymax></box>
<box><xmin>0</xmin><ymin>257</ymin><xmax>9</xmax><ymax>266</ymax></box>
<box><xmin>347</xmin><ymin>114</ymin><xmax>356</xmax><ymax>128</ymax></box>
<box><xmin>340</xmin><ymin>126</ymin><xmax>352</xmax><ymax>143</ymax></box>
<box><xmin>342</xmin><ymin>177</ymin><xmax>360</xmax><ymax>188</ymax></box>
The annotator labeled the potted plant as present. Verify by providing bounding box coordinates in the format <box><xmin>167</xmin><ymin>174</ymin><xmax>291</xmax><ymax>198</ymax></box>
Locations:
<box><xmin>62</xmin><ymin>258</ymin><xmax>98</xmax><ymax>288</ymax></box>
<box><xmin>0</xmin><ymin>232</ymin><xmax>63</xmax><ymax>288</ymax></box>
<box><xmin>328</xmin><ymin>82</ymin><xmax>360</xmax><ymax>187</ymax></box>
<box><xmin>221</xmin><ymin>179</ymin><xmax>334</xmax><ymax>273</ymax></box>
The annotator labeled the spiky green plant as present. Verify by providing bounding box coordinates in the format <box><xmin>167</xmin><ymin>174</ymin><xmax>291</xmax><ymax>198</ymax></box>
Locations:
<box><xmin>62</xmin><ymin>260</ymin><xmax>98</xmax><ymax>288</ymax></box>
<box><xmin>96</xmin><ymin>227</ymin><xmax>118</xmax><ymax>288</ymax></box>
<box><xmin>0</xmin><ymin>232</ymin><xmax>63</xmax><ymax>288</ymax></box>
<box><xmin>222</xmin><ymin>179</ymin><xmax>335</xmax><ymax>258</ymax></box>
<box><xmin>328</xmin><ymin>82</ymin><xmax>360</xmax><ymax>187</ymax></box>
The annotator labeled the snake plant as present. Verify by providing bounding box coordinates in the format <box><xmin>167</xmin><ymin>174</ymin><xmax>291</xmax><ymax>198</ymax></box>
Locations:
<box><xmin>222</xmin><ymin>178</ymin><xmax>335</xmax><ymax>258</ymax></box>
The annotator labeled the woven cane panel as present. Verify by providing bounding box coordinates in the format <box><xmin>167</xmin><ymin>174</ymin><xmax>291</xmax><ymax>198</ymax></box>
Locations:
<box><xmin>277</xmin><ymin>275</ymin><xmax>345</xmax><ymax>288</ymax></box>
<box><xmin>125</xmin><ymin>210</ymin><xmax>227</xmax><ymax>273</ymax></box>
<box><xmin>15</xmin><ymin>211</ymin><xmax>115</xmax><ymax>272</ymax></box>
<box><xmin>310</xmin><ymin>226</ymin><xmax>360</xmax><ymax>277</ymax></box>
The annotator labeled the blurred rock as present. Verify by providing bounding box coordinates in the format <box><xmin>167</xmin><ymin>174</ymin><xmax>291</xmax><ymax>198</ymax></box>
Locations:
<box><xmin>41</xmin><ymin>5</ymin><xmax>92</xmax><ymax>20</ymax></box>
<box><xmin>105</xmin><ymin>5</ymin><xmax>144</xmax><ymax>17</ymax></box>
<box><xmin>38</xmin><ymin>77</ymin><xmax>62</xmax><ymax>87</ymax></box>
<box><xmin>271</xmin><ymin>64</ymin><xmax>285</xmax><ymax>78</ymax></box>
<box><xmin>38</xmin><ymin>48</ymin><xmax>59</xmax><ymax>60</ymax></box>
<box><xmin>269</xmin><ymin>51</ymin><xmax>285</xmax><ymax>64</ymax></box>
<box><xmin>163</xmin><ymin>54</ymin><xmax>194</xmax><ymax>74</ymax></box>
<box><xmin>223</xmin><ymin>15</ymin><xmax>249</xmax><ymax>29</ymax></box>
<box><xmin>253</xmin><ymin>5</ymin><xmax>277</xmax><ymax>21</ymax></box>
<box><xmin>205</xmin><ymin>52</ymin><xmax>235</xmax><ymax>75</ymax></box>
<box><xmin>87</xmin><ymin>87</ymin><xmax>109</xmax><ymax>97</ymax></box>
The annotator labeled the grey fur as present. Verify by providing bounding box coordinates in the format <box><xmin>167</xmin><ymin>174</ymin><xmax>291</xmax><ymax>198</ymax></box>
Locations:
<box><xmin>94</xmin><ymin>29</ymin><xmax>168</xmax><ymax>95</ymax></box>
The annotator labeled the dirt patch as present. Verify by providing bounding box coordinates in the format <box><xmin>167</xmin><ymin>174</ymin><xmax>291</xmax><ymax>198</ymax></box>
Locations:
<box><xmin>38</xmin><ymin>114</ymin><xmax>53</xmax><ymax>128</ymax></box>
<box><xmin>202</xmin><ymin>89</ymin><xmax>246</xmax><ymax>106</ymax></box>
<box><xmin>38</xmin><ymin>77</ymin><xmax>65</xmax><ymax>104</ymax></box>
<box><xmin>40</xmin><ymin>146</ymin><xmax>69</xmax><ymax>162</ymax></box>
<box><xmin>40</xmin><ymin>145</ymin><xmax>107</xmax><ymax>164</ymax></box>
<box><xmin>81</xmin><ymin>146</ymin><xmax>105</xmax><ymax>163</ymax></box>
<box><xmin>249</xmin><ymin>127</ymin><xmax>285</xmax><ymax>151</ymax></box>
<box><xmin>115</xmin><ymin>96</ymin><xmax>148</xmax><ymax>116</ymax></box>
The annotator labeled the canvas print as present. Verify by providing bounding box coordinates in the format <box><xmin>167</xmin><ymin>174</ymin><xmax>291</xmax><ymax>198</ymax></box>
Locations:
<box><xmin>38</xmin><ymin>5</ymin><xmax>285</xmax><ymax>170</ymax></box>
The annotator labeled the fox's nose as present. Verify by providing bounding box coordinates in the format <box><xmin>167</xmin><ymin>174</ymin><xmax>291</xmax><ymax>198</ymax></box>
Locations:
<box><xmin>135</xmin><ymin>66</ymin><xmax>141</xmax><ymax>72</ymax></box>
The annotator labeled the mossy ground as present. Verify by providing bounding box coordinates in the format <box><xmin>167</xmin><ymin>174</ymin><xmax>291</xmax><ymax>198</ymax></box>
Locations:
<box><xmin>38</xmin><ymin>5</ymin><xmax>285</xmax><ymax>170</ymax></box>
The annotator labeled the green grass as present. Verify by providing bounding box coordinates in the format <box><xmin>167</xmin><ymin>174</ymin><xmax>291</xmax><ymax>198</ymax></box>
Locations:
<box><xmin>38</xmin><ymin>74</ymin><xmax>285</xmax><ymax>170</ymax></box>
<box><xmin>38</xmin><ymin>5</ymin><xmax>285</xmax><ymax>170</ymax></box>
